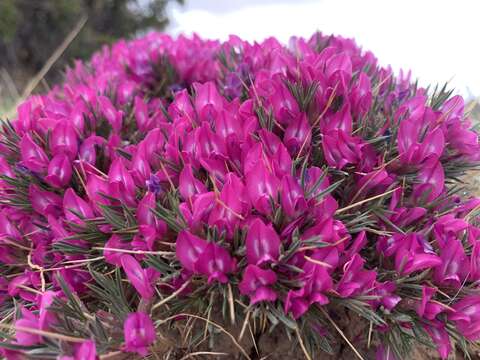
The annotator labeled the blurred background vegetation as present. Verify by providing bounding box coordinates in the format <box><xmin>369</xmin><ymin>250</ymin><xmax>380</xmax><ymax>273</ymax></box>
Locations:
<box><xmin>0</xmin><ymin>0</ymin><xmax>182</xmax><ymax>114</ymax></box>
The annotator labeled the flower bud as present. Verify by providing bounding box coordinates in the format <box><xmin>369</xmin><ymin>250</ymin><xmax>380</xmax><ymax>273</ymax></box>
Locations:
<box><xmin>45</xmin><ymin>154</ymin><xmax>72</xmax><ymax>188</ymax></box>
<box><xmin>50</xmin><ymin>120</ymin><xmax>78</xmax><ymax>160</ymax></box>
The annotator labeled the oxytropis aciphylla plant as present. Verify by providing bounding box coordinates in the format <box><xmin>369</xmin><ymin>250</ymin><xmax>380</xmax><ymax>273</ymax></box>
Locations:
<box><xmin>0</xmin><ymin>31</ymin><xmax>480</xmax><ymax>360</ymax></box>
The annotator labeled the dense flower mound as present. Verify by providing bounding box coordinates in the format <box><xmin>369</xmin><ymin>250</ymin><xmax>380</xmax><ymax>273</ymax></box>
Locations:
<box><xmin>1</xmin><ymin>32</ymin><xmax>480</xmax><ymax>360</ymax></box>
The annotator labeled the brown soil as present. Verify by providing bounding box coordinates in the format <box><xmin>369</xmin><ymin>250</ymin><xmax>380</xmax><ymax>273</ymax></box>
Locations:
<box><xmin>145</xmin><ymin>312</ymin><xmax>445</xmax><ymax>360</ymax></box>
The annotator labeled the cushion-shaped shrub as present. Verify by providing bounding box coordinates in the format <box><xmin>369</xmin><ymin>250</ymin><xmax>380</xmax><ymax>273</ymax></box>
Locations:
<box><xmin>1</xmin><ymin>32</ymin><xmax>480</xmax><ymax>359</ymax></box>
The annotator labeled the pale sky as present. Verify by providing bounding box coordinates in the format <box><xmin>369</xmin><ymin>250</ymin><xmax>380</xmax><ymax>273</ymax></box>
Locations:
<box><xmin>166</xmin><ymin>0</ymin><xmax>480</xmax><ymax>98</ymax></box>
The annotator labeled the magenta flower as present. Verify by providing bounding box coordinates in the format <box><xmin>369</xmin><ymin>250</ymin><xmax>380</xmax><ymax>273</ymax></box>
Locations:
<box><xmin>449</xmin><ymin>295</ymin><xmax>480</xmax><ymax>340</ymax></box>
<box><xmin>269</xmin><ymin>80</ymin><xmax>300</xmax><ymax>125</ymax></box>
<box><xmin>215</xmin><ymin>106</ymin><xmax>250</xmax><ymax>143</ymax></box>
<box><xmin>322</xmin><ymin>130</ymin><xmax>363</xmax><ymax>170</ymax></box>
<box><xmin>175</xmin><ymin>230</ymin><xmax>208</xmax><ymax>272</ymax></box>
<box><xmin>86</xmin><ymin>173</ymin><xmax>111</xmax><ymax>209</ymax></box>
<box><xmin>193</xmin><ymin>81</ymin><xmax>224</xmax><ymax>121</ymax></box>
<box><xmin>194</xmin><ymin>242</ymin><xmax>236</xmax><ymax>283</ymax></box>
<box><xmin>280</xmin><ymin>175</ymin><xmax>307</xmax><ymax>218</ymax></box>
<box><xmin>69</xmin><ymin>105</ymin><xmax>86</xmax><ymax>134</ymax></box>
<box><xmin>351</xmin><ymin>73</ymin><xmax>372</xmax><ymax>115</ymax></box>
<box><xmin>387</xmin><ymin>189</ymin><xmax>427</xmax><ymax>227</ymax></box>
<box><xmin>265</xmin><ymin>134</ymin><xmax>293</xmax><ymax>178</ymax></box>
<box><xmin>20</xmin><ymin>133</ymin><xmax>49</xmax><ymax>172</ymax></box>
<box><xmin>433</xmin><ymin>214</ymin><xmax>468</xmax><ymax>246</ymax></box>
<box><xmin>343</xmin><ymin>231</ymin><xmax>367</xmax><ymax>263</ymax></box>
<box><xmin>413</xmin><ymin>157</ymin><xmax>445</xmax><ymax>202</ymax></box>
<box><xmin>415</xmin><ymin>287</ymin><xmax>450</xmax><ymax>320</ymax></box>
<box><xmin>355</xmin><ymin>169</ymin><xmax>394</xmax><ymax>198</ymax></box>
<box><xmin>136</xmin><ymin>192</ymin><xmax>166</xmax><ymax>239</ymax></box>
<box><xmin>325</xmin><ymin>52</ymin><xmax>352</xmax><ymax>90</ymax></box>
<box><xmin>98</xmin><ymin>95</ymin><xmax>123</xmax><ymax>133</ymax></box>
<box><xmin>470</xmin><ymin>241</ymin><xmax>480</xmax><ymax>281</ymax></box>
<box><xmin>379</xmin><ymin>233</ymin><xmax>442</xmax><ymax>276</ymax></box>
<box><xmin>14</xmin><ymin>100</ymin><xmax>35</xmax><ymax>135</ymax></box>
<box><xmin>72</xmin><ymin>340</ymin><xmax>97</xmax><ymax>360</ymax></box>
<box><xmin>38</xmin><ymin>291</ymin><xmax>59</xmax><ymax>330</ymax></box>
<box><xmin>45</xmin><ymin>154</ymin><xmax>72</xmax><ymax>188</ymax></box>
<box><xmin>15</xmin><ymin>308</ymin><xmax>41</xmax><ymax>346</ymax></box>
<box><xmin>441</xmin><ymin>95</ymin><xmax>464</xmax><ymax>123</ymax></box>
<box><xmin>170</xmin><ymin>89</ymin><xmax>194</xmax><ymax>119</ymax></box>
<box><xmin>245</xmin><ymin>159</ymin><xmax>280</xmax><ymax>216</ymax></box>
<box><xmin>176</xmin><ymin>230</ymin><xmax>235</xmax><ymax>283</ymax></box>
<box><xmin>141</xmin><ymin>128</ymin><xmax>166</xmax><ymax>162</ymax></box>
<box><xmin>396</xmin><ymin>250</ymin><xmax>442</xmax><ymax>276</ymax></box>
<box><xmin>134</xmin><ymin>96</ymin><xmax>152</xmax><ymax>132</ymax></box>
<box><xmin>448</xmin><ymin>123</ymin><xmax>480</xmax><ymax>159</ymax></box>
<box><xmin>239</xmin><ymin>264</ymin><xmax>277</xmax><ymax>305</ymax></box>
<box><xmin>246</xmin><ymin>218</ymin><xmax>280</xmax><ymax>265</ymax></box>
<box><xmin>336</xmin><ymin>254</ymin><xmax>376</xmax><ymax>297</ymax></box>
<box><xmin>301</xmin><ymin>217</ymin><xmax>344</xmax><ymax>254</ymax></box>
<box><xmin>108</xmin><ymin>158</ymin><xmax>137</xmax><ymax>206</ymax></box>
<box><xmin>120</xmin><ymin>255</ymin><xmax>154</xmax><ymax>300</ymax></box>
<box><xmin>441</xmin><ymin>96</ymin><xmax>480</xmax><ymax>159</ymax></box>
<box><xmin>123</xmin><ymin>312</ymin><xmax>156</xmax><ymax>356</ymax></box>
<box><xmin>104</xmin><ymin>235</ymin><xmax>129</xmax><ymax>266</ymax></box>
<box><xmin>284</xmin><ymin>113</ymin><xmax>312</xmax><ymax>155</ymax></box>
<box><xmin>285</xmin><ymin>264</ymin><xmax>333</xmax><ymax>319</ymax></box>
<box><xmin>50</xmin><ymin>120</ymin><xmax>78</xmax><ymax>160</ymax></box>
<box><xmin>433</xmin><ymin>238</ymin><xmax>469</xmax><ymax>288</ymax></box>
<box><xmin>179</xmin><ymin>164</ymin><xmax>207</xmax><ymax>200</ymax></box>
<box><xmin>0</xmin><ymin>211</ymin><xmax>21</xmax><ymax>241</ymax></box>
<box><xmin>321</xmin><ymin>102</ymin><xmax>353</xmax><ymax>134</ymax></box>
<box><xmin>397</xmin><ymin>117</ymin><xmax>444</xmax><ymax>165</ymax></box>
<box><xmin>136</xmin><ymin>192</ymin><xmax>156</xmax><ymax>226</ymax></box>
<box><xmin>79</xmin><ymin>135</ymin><xmax>105</xmax><ymax>164</ymax></box>
<box><xmin>131</xmin><ymin>145</ymin><xmax>152</xmax><ymax>187</ymax></box>
<box><xmin>29</xmin><ymin>184</ymin><xmax>62</xmax><ymax>217</ymax></box>
<box><xmin>423</xmin><ymin>321</ymin><xmax>451</xmax><ymax>359</ymax></box>
<box><xmin>208</xmin><ymin>172</ymin><xmax>249</xmax><ymax>236</ymax></box>
<box><xmin>8</xmin><ymin>272</ymin><xmax>40</xmax><ymax>302</ymax></box>
<box><xmin>179</xmin><ymin>192</ymin><xmax>216</xmax><ymax>230</ymax></box>
<box><xmin>58</xmin><ymin>268</ymin><xmax>91</xmax><ymax>294</ymax></box>
<box><xmin>368</xmin><ymin>281</ymin><xmax>401</xmax><ymax>311</ymax></box>
<box><xmin>193</xmin><ymin>122</ymin><xmax>227</xmax><ymax>161</ymax></box>
<box><xmin>63</xmin><ymin>188</ymin><xmax>94</xmax><ymax>223</ymax></box>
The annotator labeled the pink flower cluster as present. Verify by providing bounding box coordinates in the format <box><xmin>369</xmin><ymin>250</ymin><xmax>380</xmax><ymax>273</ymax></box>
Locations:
<box><xmin>1</xmin><ymin>32</ymin><xmax>480</xmax><ymax>359</ymax></box>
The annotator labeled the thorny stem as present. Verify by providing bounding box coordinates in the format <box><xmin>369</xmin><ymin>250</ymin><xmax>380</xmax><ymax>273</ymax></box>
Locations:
<box><xmin>152</xmin><ymin>280</ymin><xmax>191</xmax><ymax>311</ymax></box>
<box><xmin>295</xmin><ymin>327</ymin><xmax>313</xmax><ymax>360</ymax></box>
<box><xmin>335</xmin><ymin>187</ymin><xmax>399</xmax><ymax>214</ymax></box>
<box><xmin>0</xmin><ymin>324</ymin><xmax>87</xmax><ymax>343</ymax></box>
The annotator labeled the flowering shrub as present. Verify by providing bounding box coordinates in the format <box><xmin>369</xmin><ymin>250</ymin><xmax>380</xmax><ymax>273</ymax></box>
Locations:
<box><xmin>0</xmin><ymin>32</ymin><xmax>480</xmax><ymax>360</ymax></box>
